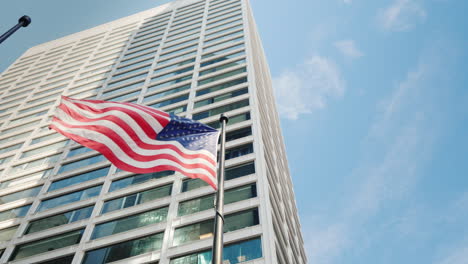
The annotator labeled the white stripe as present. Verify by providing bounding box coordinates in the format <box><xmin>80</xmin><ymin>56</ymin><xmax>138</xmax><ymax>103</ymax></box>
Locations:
<box><xmin>52</xmin><ymin>121</ymin><xmax>217</xmax><ymax>179</ymax></box>
<box><xmin>57</xmin><ymin>104</ymin><xmax>217</xmax><ymax>159</ymax></box>
<box><xmin>65</xmin><ymin>97</ymin><xmax>168</xmax><ymax>132</ymax></box>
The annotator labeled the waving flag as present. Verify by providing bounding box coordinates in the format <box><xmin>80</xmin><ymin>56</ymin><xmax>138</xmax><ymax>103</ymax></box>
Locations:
<box><xmin>50</xmin><ymin>96</ymin><xmax>220</xmax><ymax>189</ymax></box>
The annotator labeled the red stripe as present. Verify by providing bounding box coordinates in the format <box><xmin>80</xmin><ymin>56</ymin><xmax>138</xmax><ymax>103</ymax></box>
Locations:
<box><xmin>52</xmin><ymin>117</ymin><xmax>216</xmax><ymax>174</ymax></box>
<box><xmin>63</xmin><ymin>96</ymin><xmax>170</xmax><ymax>126</ymax></box>
<box><xmin>50</xmin><ymin>123</ymin><xmax>217</xmax><ymax>190</ymax></box>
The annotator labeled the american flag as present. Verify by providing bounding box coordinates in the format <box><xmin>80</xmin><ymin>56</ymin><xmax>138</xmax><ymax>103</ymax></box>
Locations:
<box><xmin>50</xmin><ymin>96</ymin><xmax>220</xmax><ymax>189</ymax></box>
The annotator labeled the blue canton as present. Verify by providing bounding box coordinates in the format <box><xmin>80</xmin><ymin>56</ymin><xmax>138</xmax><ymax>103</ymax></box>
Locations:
<box><xmin>156</xmin><ymin>114</ymin><xmax>219</xmax><ymax>155</ymax></box>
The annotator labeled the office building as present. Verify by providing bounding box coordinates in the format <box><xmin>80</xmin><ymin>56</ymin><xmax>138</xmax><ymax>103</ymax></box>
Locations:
<box><xmin>0</xmin><ymin>0</ymin><xmax>307</xmax><ymax>263</ymax></box>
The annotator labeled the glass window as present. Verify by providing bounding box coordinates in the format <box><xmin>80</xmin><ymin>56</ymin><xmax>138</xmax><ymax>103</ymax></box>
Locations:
<box><xmin>122</xmin><ymin>46</ymin><xmax>158</xmax><ymax>60</ymax></box>
<box><xmin>102</xmin><ymin>184</ymin><xmax>172</xmax><ymax>214</ymax></box>
<box><xmin>36</xmin><ymin>255</ymin><xmax>74</xmax><ymax>264</ymax></box>
<box><xmin>0</xmin><ymin>169</ymin><xmax>52</xmax><ymax>190</ymax></box>
<box><xmin>0</xmin><ymin>155</ymin><xmax>13</xmax><ymax>166</ymax></box>
<box><xmin>67</xmin><ymin>146</ymin><xmax>93</xmax><ymax>158</ymax></box>
<box><xmin>0</xmin><ymin>186</ymin><xmax>42</xmax><ymax>205</ymax></box>
<box><xmin>0</xmin><ymin>225</ymin><xmax>18</xmax><ymax>242</ymax></box>
<box><xmin>206</xmin><ymin>112</ymin><xmax>250</xmax><ymax>129</ymax></box>
<box><xmin>25</xmin><ymin>206</ymin><xmax>94</xmax><ymax>234</ymax></box>
<box><xmin>37</xmin><ymin>185</ymin><xmax>102</xmax><ymax>212</ymax></box>
<box><xmin>181</xmin><ymin>178</ymin><xmax>208</xmax><ymax>192</ymax></box>
<box><xmin>58</xmin><ymin>155</ymin><xmax>107</xmax><ymax>174</ymax></box>
<box><xmin>109</xmin><ymin>171</ymin><xmax>174</xmax><ymax>192</ymax></box>
<box><xmin>10</xmin><ymin>154</ymin><xmax>60</xmax><ymax>174</ymax></box>
<box><xmin>153</xmin><ymin>59</ymin><xmax>195</xmax><ymax>75</ymax></box>
<box><xmin>17</xmin><ymin>101</ymin><xmax>55</xmax><ymax>115</ymax></box>
<box><xmin>157</xmin><ymin>51</ymin><xmax>196</xmax><ymax>66</ymax></box>
<box><xmin>200</xmin><ymin>59</ymin><xmax>246</xmax><ymax>77</ymax></box>
<box><xmin>160</xmin><ymin>45</ymin><xmax>197</xmax><ymax>59</ymax></box>
<box><xmin>0</xmin><ymin>142</ymin><xmax>23</xmax><ymax>155</ymax></box>
<box><xmin>82</xmin><ymin>232</ymin><xmax>163</xmax><ymax>264</ymax></box>
<box><xmin>9</xmin><ymin>229</ymin><xmax>84</xmax><ymax>261</ymax></box>
<box><xmin>8</xmin><ymin>110</ymin><xmax>48</xmax><ymax>126</ymax></box>
<box><xmin>0</xmin><ymin>204</ymin><xmax>31</xmax><ymax>222</ymax></box>
<box><xmin>117</xmin><ymin>58</ymin><xmax>153</xmax><ymax>72</ymax></box>
<box><xmin>170</xmin><ymin>238</ymin><xmax>262</xmax><ymax>264</ymax></box>
<box><xmin>49</xmin><ymin>167</ymin><xmax>110</xmax><ymax>192</ymax></box>
<box><xmin>120</xmin><ymin>52</ymin><xmax>156</xmax><ymax>65</ymax></box>
<box><xmin>164</xmin><ymin>32</ymin><xmax>200</xmax><ymax>46</ymax></box>
<box><xmin>225</xmin><ymin>143</ymin><xmax>253</xmax><ymax>160</ymax></box>
<box><xmin>200</xmin><ymin>50</ymin><xmax>245</xmax><ymax>68</ymax></box>
<box><xmin>0</xmin><ymin>130</ymin><xmax>32</xmax><ymax>145</ymax></box>
<box><xmin>30</xmin><ymin>133</ymin><xmax>63</xmax><ymax>145</ymax></box>
<box><xmin>1</xmin><ymin>120</ymin><xmax>41</xmax><ymax>134</ymax></box>
<box><xmin>225</xmin><ymin>161</ymin><xmax>255</xmax><ymax>180</ymax></box>
<box><xmin>106</xmin><ymin>90</ymin><xmax>140</xmax><ymax>101</ymax></box>
<box><xmin>225</xmin><ymin>126</ymin><xmax>252</xmax><ymax>142</ymax></box>
<box><xmin>92</xmin><ymin>207</ymin><xmax>168</xmax><ymax>239</ymax></box>
<box><xmin>149</xmin><ymin>94</ymin><xmax>189</xmax><ymax>108</ymax></box>
<box><xmin>192</xmin><ymin>99</ymin><xmax>249</xmax><ymax>120</ymax></box>
<box><xmin>178</xmin><ymin>183</ymin><xmax>256</xmax><ymax>216</ymax></box>
<box><xmin>149</xmin><ymin>74</ymin><xmax>192</xmax><ymax>91</ymax></box>
<box><xmin>166</xmin><ymin>104</ymin><xmax>187</xmax><ymax>115</ymax></box>
<box><xmin>107</xmin><ymin>72</ymin><xmax>147</xmax><ymax>89</ymax></box>
<box><xmin>21</xmin><ymin>141</ymin><xmax>67</xmax><ymax>159</ymax></box>
<box><xmin>204</xmin><ymin>30</ymin><xmax>243</xmax><ymax>46</ymax></box>
<box><xmin>202</xmin><ymin>43</ymin><xmax>243</xmax><ymax>60</ymax></box>
<box><xmin>113</xmin><ymin>65</ymin><xmax>151</xmax><ymax>79</ymax></box>
<box><xmin>198</xmin><ymin>67</ymin><xmax>246</xmax><ymax>86</ymax></box>
<box><xmin>144</xmin><ymin>84</ymin><xmax>191</xmax><ymax>102</ymax></box>
<box><xmin>103</xmin><ymin>81</ymin><xmax>144</xmax><ymax>97</ymax></box>
<box><xmin>151</xmin><ymin>66</ymin><xmax>194</xmax><ymax>83</ymax></box>
<box><xmin>194</xmin><ymin>87</ymin><xmax>248</xmax><ymax>108</ymax></box>
<box><xmin>173</xmin><ymin>208</ymin><xmax>259</xmax><ymax>246</ymax></box>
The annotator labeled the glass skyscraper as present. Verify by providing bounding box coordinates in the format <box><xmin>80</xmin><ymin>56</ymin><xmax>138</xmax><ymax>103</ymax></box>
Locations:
<box><xmin>0</xmin><ymin>0</ymin><xmax>306</xmax><ymax>263</ymax></box>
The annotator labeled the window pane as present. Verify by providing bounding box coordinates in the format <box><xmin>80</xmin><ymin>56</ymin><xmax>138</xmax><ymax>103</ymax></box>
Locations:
<box><xmin>25</xmin><ymin>206</ymin><xmax>94</xmax><ymax>234</ymax></box>
<box><xmin>0</xmin><ymin>204</ymin><xmax>31</xmax><ymax>222</ymax></box>
<box><xmin>102</xmin><ymin>184</ymin><xmax>171</xmax><ymax>214</ymax></box>
<box><xmin>196</xmin><ymin>77</ymin><xmax>247</xmax><ymax>96</ymax></box>
<box><xmin>109</xmin><ymin>171</ymin><xmax>174</xmax><ymax>192</ymax></box>
<box><xmin>37</xmin><ymin>185</ymin><xmax>102</xmax><ymax>212</ymax></box>
<box><xmin>170</xmin><ymin>238</ymin><xmax>262</xmax><ymax>264</ymax></box>
<box><xmin>10</xmin><ymin>229</ymin><xmax>84</xmax><ymax>261</ymax></box>
<box><xmin>0</xmin><ymin>186</ymin><xmax>42</xmax><ymax>205</ymax></box>
<box><xmin>192</xmin><ymin>99</ymin><xmax>249</xmax><ymax>120</ymax></box>
<box><xmin>82</xmin><ymin>233</ymin><xmax>163</xmax><ymax>264</ymax></box>
<box><xmin>0</xmin><ymin>225</ymin><xmax>18</xmax><ymax>242</ymax></box>
<box><xmin>49</xmin><ymin>167</ymin><xmax>109</xmax><ymax>192</ymax></box>
<box><xmin>92</xmin><ymin>207</ymin><xmax>168</xmax><ymax>239</ymax></box>
<box><xmin>35</xmin><ymin>255</ymin><xmax>74</xmax><ymax>264</ymax></box>
<box><xmin>194</xmin><ymin>87</ymin><xmax>248</xmax><ymax>108</ymax></box>
<box><xmin>225</xmin><ymin>143</ymin><xmax>253</xmax><ymax>160</ymax></box>
<box><xmin>58</xmin><ymin>155</ymin><xmax>106</xmax><ymax>174</ymax></box>
<box><xmin>198</xmin><ymin>67</ymin><xmax>246</xmax><ymax>86</ymax></box>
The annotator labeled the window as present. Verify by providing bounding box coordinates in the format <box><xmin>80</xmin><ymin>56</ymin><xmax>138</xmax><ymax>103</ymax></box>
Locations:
<box><xmin>166</xmin><ymin>105</ymin><xmax>187</xmax><ymax>115</ymax></box>
<box><xmin>181</xmin><ymin>178</ymin><xmax>208</xmax><ymax>192</ymax></box>
<box><xmin>10</xmin><ymin>154</ymin><xmax>60</xmax><ymax>174</ymax></box>
<box><xmin>109</xmin><ymin>171</ymin><xmax>174</xmax><ymax>192</ymax></box>
<box><xmin>117</xmin><ymin>58</ymin><xmax>153</xmax><ymax>72</ymax></box>
<box><xmin>160</xmin><ymin>45</ymin><xmax>198</xmax><ymax>59</ymax></box>
<box><xmin>206</xmin><ymin>112</ymin><xmax>250</xmax><ymax>128</ymax></box>
<box><xmin>0</xmin><ymin>131</ymin><xmax>32</xmax><ymax>145</ymax></box>
<box><xmin>9</xmin><ymin>229</ymin><xmax>84</xmax><ymax>261</ymax></box>
<box><xmin>2</xmin><ymin>120</ymin><xmax>41</xmax><ymax>134</ymax></box>
<box><xmin>151</xmin><ymin>66</ymin><xmax>194</xmax><ymax>83</ymax></box>
<box><xmin>157</xmin><ymin>51</ymin><xmax>196</xmax><ymax>66</ymax></box>
<box><xmin>48</xmin><ymin>167</ymin><xmax>110</xmax><ymax>192</ymax></box>
<box><xmin>194</xmin><ymin>87</ymin><xmax>248</xmax><ymax>108</ymax></box>
<box><xmin>178</xmin><ymin>183</ymin><xmax>256</xmax><ymax>216</ymax></box>
<box><xmin>0</xmin><ymin>226</ymin><xmax>18</xmax><ymax>242</ymax></box>
<box><xmin>107</xmin><ymin>72</ymin><xmax>147</xmax><ymax>89</ymax></box>
<box><xmin>0</xmin><ymin>186</ymin><xmax>42</xmax><ymax>205</ymax></box>
<box><xmin>173</xmin><ymin>208</ymin><xmax>259</xmax><ymax>246</ymax></box>
<box><xmin>0</xmin><ymin>169</ymin><xmax>52</xmax><ymax>190</ymax></box>
<box><xmin>82</xmin><ymin>232</ymin><xmax>163</xmax><ymax>264</ymax></box>
<box><xmin>92</xmin><ymin>207</ymin><xmax>168</xmax><ymax>239</ymax></box>
<box><xmin>21</xmin><ymin>141</ymin><xmax>67</xmax><ymax>159</ymax></box>
<box><xmin>149</xmin><ymin>94</ymin><xmax>189</xmax><ymax>108</ymax></box>
<box><xmin>204</xmin><ymin>30</ymin><xmax>243</xmax><ymax>46</ymax></box>
<box><xmin>200</xmin><ymin>50</ymin><xmax>245</xmax><ymax>67</ymax></box>
<box><xmin>36</xmin><ymin>255</ymin><xmax>74</xmax><ymax>264</ymax></box>
<box><xmin>192</xmin><ymin>99</ymin><xmax>249</xmax><ymax>120</ymax></box>
<box><xmin>67</xmin><ymin>146</ymin><xmax>93</xmax><ymax>158</ymax></box>
<box><xmin>58</xmin><ymin>155</ymin><xmax>107</xmax><ymax>174</ymax></box>
<box><xmin>37</xmin><ymin>185</ymin><xmax>102</xmax><ymax>212</ymax></box>
<box><xmin>200</xmin><ymin>59</ymin><xmax>246</xmax><ymax>77</ymax></box>
<box><xmin>25</xmin><ymin>206</ymin><xmax>94</xmax><ymax>234</ymax></box>
<box><xmin>0</xmin><ymin>142</ymin><xmax>23</xmax><ymax>155</ymax></box>
<box><xmin>144</xmin><ymin>84</ymin><xmax>191</xmax><ymax>103</ymax></box>
<box><xmin>148</xmin><ymin>74</ymin><xmax>192</xmax><ymax>91</ymax></box>
<box><xmin>170</xmin><ymin>238</ymin><xmax>262</xmax><ymax>264</ymax></box>
<box><xmin>0</xmin><ymin>204</ymin><xmax>31</xmax><ymax>222</ymax></box>
<box><xmin>198</xmin><ymin>67</ymin><xmax>246</xmax><ymax>86</ymax></box>
<box><xmin>103</xmin><ymin>81</ymin><xmax>144</xmax><ymax>97</ymax></box>
<box><xmin>225</xmin><ymin>161</ymin><xmax>255</xmax><ymax>180</ymax></box>
<box><xmin>102</xmin><ymin>184</ymin><xmax>171</xmax><ymax>214</ymax></box>
<box><xmin>225</xmin><ymin>143</ymin><xmax>253</xmax><ymax>160</ymax></box>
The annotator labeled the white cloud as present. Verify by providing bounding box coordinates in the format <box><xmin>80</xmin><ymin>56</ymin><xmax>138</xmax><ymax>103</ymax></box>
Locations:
<box><xmin>378</xmin><ymin>0</ymin><xmax>426</xmax><ymax>31</ymax></box>
<box><xmin>334</xmin><ymin>40</ymin><xmax>364</xmax><ymax>58</ymax></box>
<box><xmin>436</xmin><ymin>244</ymin><xmax>468</xmax><ymax>264</ymax></box>
<box><xmin>343</xmin><ymin>0</ymin><xmax>352</xmax><ymax>4</ymax></box>
<box><xmin>272</xmin><ymin>56</ymin><xmax>345</xmax><ymax>120</ymax></box>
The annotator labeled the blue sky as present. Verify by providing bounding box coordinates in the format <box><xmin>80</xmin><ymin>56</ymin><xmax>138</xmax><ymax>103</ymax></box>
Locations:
<box><xmin>1</xmin><ymin>0</ymin><xmax>468</xmax><ymax>263</ymax></box>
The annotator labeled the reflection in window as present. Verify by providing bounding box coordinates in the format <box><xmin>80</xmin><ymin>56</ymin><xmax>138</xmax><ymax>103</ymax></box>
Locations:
<box><xmin>37</xmin><ymin>185</ymin><xmax>102</xmax><ymax>212</ymax></box>
<box><xmin>25</xmin><ymin>206</ymin><xmax>94</xmax><ymax>234</ymax></box>
<box><xmin>58</xmin><ymin>155</ymin><xmax>106</xmax><ymax>174</ymax></box>
<box><xmin>196</xmin><ymin>77</ymin><xmax>247</xmax><ymax>96</ymax></box>
<box><xmin>92</xmin><ymin>207</ymin><xmax>168</xmax><ymax>239</ymax></box>
<box><xmin>178</xmin><ymin>184</ymin><xmax>256</xmax><ymax>216</ymax></box>
<box><xmin>82</xmin><ymin>232</ymin><xmax>163</xmax><ymax>264</ymax></box>
<box><xmin>102</xmin><ymin>184</ymin><xmax>172</xmax><ymax>214</ymax></box>
<box><xmin>48</xmin><ymin>167</ymin><xmax>110</xmax><ymax>191</ymax></box>
<box><xmin>0</xmin><ymin>186</ymin><xmax>42</xmax><ymax>205</ymax></box>
<box><xmin>9</xmin><ymin>229</ymin><xmax>84</xmax><ymax>261</ymax></box>
<box><xmin>192</xmin><ymin>99</ymin><xmax>249</xmax><ymax>120</ymax></box>
<box><xmin>0</xmin><ymin>204</ymin><xmax>31</xmax><ymax>222</ymax></box>
<box><xmin>170</xmin><ymin>238</ymin><xmax>262</xmax><ymax>264</ymax></box>
<box><xmin>0</xmin><ymin>225</ymin><xmax>18</xmax><ymax>242</ymax></box>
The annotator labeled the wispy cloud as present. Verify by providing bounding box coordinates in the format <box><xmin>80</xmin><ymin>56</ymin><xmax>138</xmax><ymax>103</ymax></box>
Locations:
<box><xmin>377</xmin><ymin>0</ymin><xmax>426</xmax><ymax>31</ymax></box>
<box><xmin>306</xmin><ymin>44</ymin><xmax>444</xmax><ymax>264</ymax></box>
<box><xmin>334</xmin><ymin>40</ymin><xmax>364</xmax><ymax>58</ymax></box>
<box><xmin>273</xmin><ymin>56</ymin><xmax>345</xmax><ymax>120</ymax></box>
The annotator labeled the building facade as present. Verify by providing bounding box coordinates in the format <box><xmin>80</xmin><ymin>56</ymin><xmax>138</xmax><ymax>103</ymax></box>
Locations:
<box><xmin>0</xmin><ymin>0</ymin><xmax>307</xmax><ymax>263</ymax></box>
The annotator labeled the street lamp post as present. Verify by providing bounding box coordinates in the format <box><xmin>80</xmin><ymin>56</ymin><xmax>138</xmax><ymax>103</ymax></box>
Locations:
<box><xmin>0</xmin><ymin>16</ymin><xmax>31</xmax><ymax>44</ymax></box>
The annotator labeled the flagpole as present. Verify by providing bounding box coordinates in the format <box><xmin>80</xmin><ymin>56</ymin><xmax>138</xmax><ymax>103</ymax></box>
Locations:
<box><xmin>213</xmin><ymin>114</ymin><xmax>228</xmax><ymax>264</ymax></box>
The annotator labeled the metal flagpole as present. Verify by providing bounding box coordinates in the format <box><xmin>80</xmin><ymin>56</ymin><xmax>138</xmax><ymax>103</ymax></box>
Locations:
<box><xmin>0</xmin><ymin>16</ymin><xmax>31</xmax><ymax>44</ymax></box>
<box><xmin>212</xmin><ymin>114</ymin><xmax>229</xmax><ymax>264</ymax></box>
